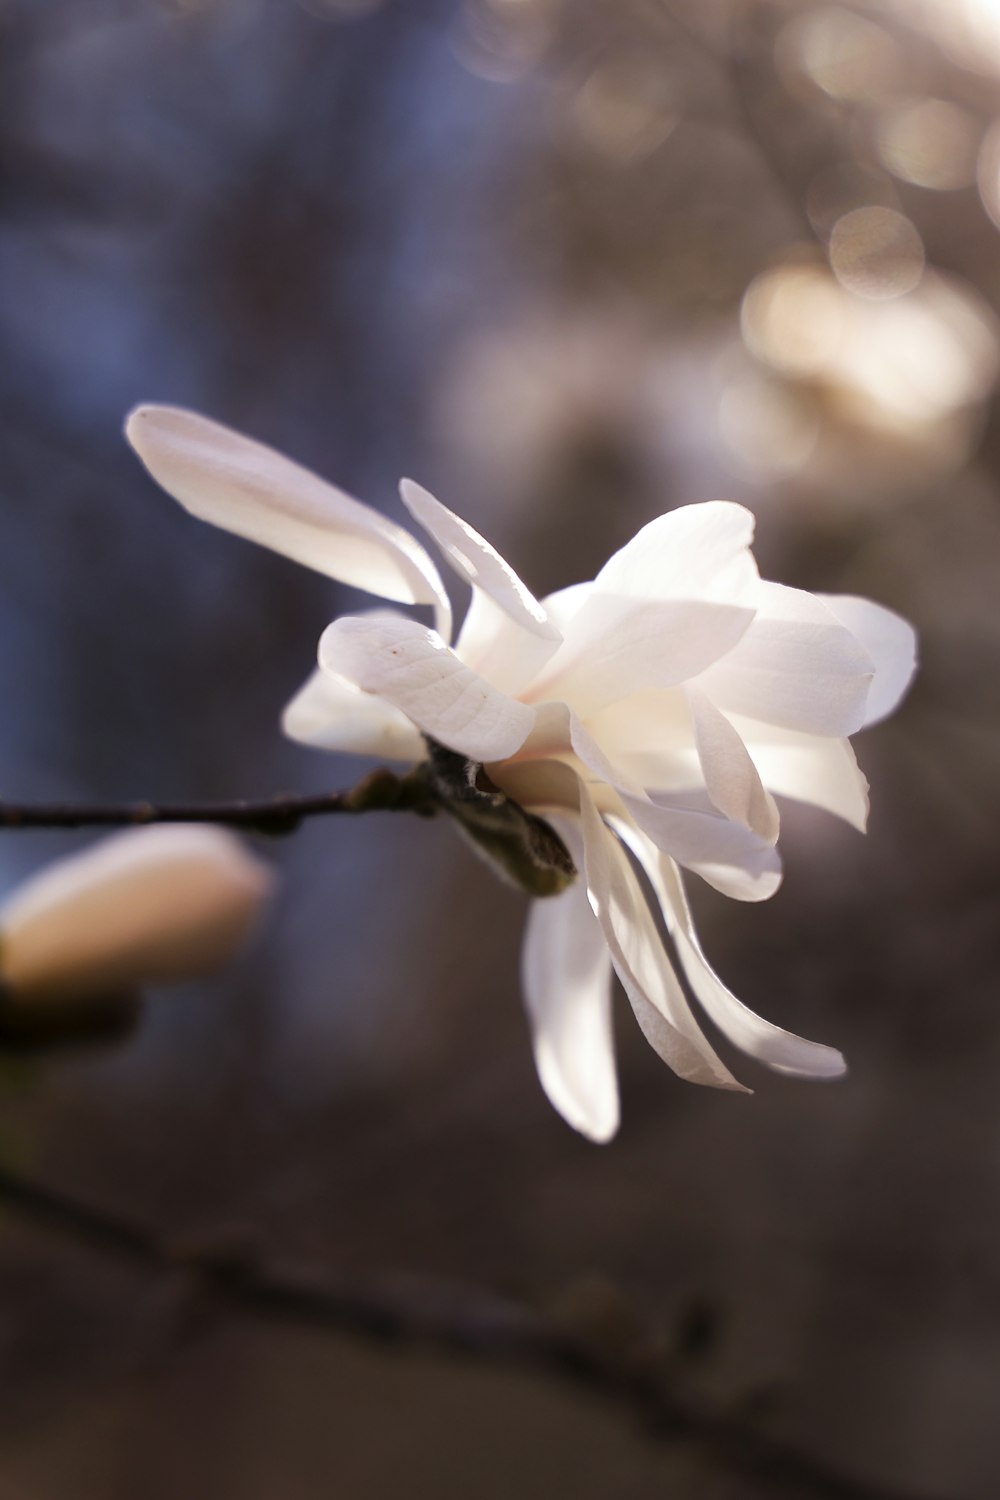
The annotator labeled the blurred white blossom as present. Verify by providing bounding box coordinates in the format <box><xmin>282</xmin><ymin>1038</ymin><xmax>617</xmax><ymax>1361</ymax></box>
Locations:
<box><xmin>0</xmin><ymin>824</ymin><xmax>274</xmax><ymax>1006</ymax></box>
<box><xmin>127</xmin><ymin>406</ymin><xmax>916</xmax><ymax>1141</ymax></box>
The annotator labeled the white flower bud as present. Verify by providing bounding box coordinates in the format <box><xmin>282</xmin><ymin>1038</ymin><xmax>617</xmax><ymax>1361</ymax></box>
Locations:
<box><xmin>0</xmin><ymin>825</ymin><xmax>275</xmax><ymax>1005</ymax></box>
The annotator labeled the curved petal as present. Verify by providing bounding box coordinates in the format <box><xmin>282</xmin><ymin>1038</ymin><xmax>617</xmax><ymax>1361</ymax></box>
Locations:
<box><xmin>455</xmin><ymin>590</ymin><xmax>563</xmax><ymax>697</ymax></box>
<box><xmin>521</xmin><ymin>850</ymin><xmax>619</xmax><ymax>1142</ymax></box>
<box><xmin>686</xmin><ymin>688</ymin><xmax>779</xmax><ymax>842</ymax></box>
<box><xmin>126</xmin><ymin>406</ymin><xmax>452</xmax><ymax>638</ymax></box>
<box><xmin>400</xmin><ymin>479</ymin><xmax>559</xmax><ymax>640</ymax></box>
<box><xmin>531</xmin><ymin>594</ymin><xmax>755</xmax><ymax>715</ymax></box>
<box><xmin>817</xmin><ymin>595</ymin><xmax>917</xmax><ymax>727</ymax></box>
<box><xmin>595</xmin><ymin>501</ymin><xmax>759</xmax><ymax>604</ymax></box>
<box><xmin>619</xmin><ymin>789</ymin><xmax>783</xmax><ymax>902</ymax></box>
<box><xmin>730</xmin><ymin>716</ymin><xmax>869</xmax><ymax>832</ymax></box>
<box><xmin>282</xmin><ymin>667</ymin><xmax>425</xmax><ymax>763</ymax></box>
<box><xmin>692</xmin><ymin>582</ymin><xmax>875</xmax><ymax>736</ymax></box>
<box><xmin>616</xmin><ymin>825</ymin><xmax>846</xmax><ymax>1080</ymax></box>
<box><xmin>572</xmin><ymin>788</ymin><xmax>747</xmax><ymax>1092</ymax></box>
<box><xmin>319</xmin><ymin>615</ymin><xmax>535</xmax><ymax>763</ymax></box>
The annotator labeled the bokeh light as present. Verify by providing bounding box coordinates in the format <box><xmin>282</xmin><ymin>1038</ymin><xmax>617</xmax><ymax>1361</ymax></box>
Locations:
<box><xmin>876</xmin><ymin>98</ymin><xmax>979</xmax><ymax>191</ymax></box>
<box><xmin>571</xmin><ymin>57</ymin><xmax>678</xmax><ymax>163</ymax></box>
<box><xmin>828</xmin><ymin>207</ymin><xmax>925</xmax><ymax>300</ymax></box>
<box><xmin>776</xmin><ymin>6</ymin><xmax>901</xmax><ymax>101</ymax></box>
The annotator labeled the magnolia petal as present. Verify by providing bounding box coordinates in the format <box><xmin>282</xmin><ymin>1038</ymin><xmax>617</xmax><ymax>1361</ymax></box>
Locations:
<box><xmin>282</xmin><ymin>667</ymin><xmax>425</xmax><ymax>763</ymax></box>
<box><xmin>818</xmin><ymin>595</ymin><xmax>917</xmax><ymax>727</ymax></box>
<box><xmin>618</xmin><ymin>826</ymin><xmax>845</xmax><ymax>1080</ymax></box>
<box><xmin>569</xmin><ymin>714</ymin><xmax>648</xmax><ymax>801</ymax></box>
<box><xmin>619</xmin><ymin>790</ymin><xmax>783</xmax><ymax>902</ymax></box>
<box><xmin>538</xmin><ymin>583</ymin><xmax>594</xmax><ymax>634</ymax></box>
<box><xmin>319</xmin><ymin>615</ymin><xmax>535</xmax><ymax>763</ymax></box>
<box><xmin>126</xmin><ymin>406</ymin><xmax>452</xmax><ymax>638</ymax></box>
<box><xmin>692</xmin><ymin>582</ymin><xmax>875</xmax><ymax>737</ymax></box>
<box><xmin>686</xmin><ymin>687</ymin><xmax>779</xmax><ymax>842</ymax></box>
<box><xmin>731</xmin><ymin>716</ymin><xmax>870</xmax><ymax>832</ymax></box>
<box><xmin>453</xmin><ymin>581</ymin><xmax>588</xmax><ymax>699</ymax></box>
<box><xmin>503</xmin><ymin>699</ymin><xmax>646</xmax><ymax>802</ymax></box>
<box><xmin>579</xmin><ymin>689</ymin><xmax>702</xmax><ymax>797</ymax></box>
<box><xmin>521</xmin><ymin>840</ymin><xmax>619</xmax><ymax>1143</ymax></box>
<box><xmin>455</xmin><ymin>590</ymin><xmax>563</xmax><ymax>697</ymax></box>
<box><xmin>574</xmin><ymin>788</ymin><xmax>748</xmax><ymax>1092</ymax></box>
<box><xmin>595</xmin><ymin>501</ymin><xmax>759</xmax><ymax>604</ymax></box>
<box><xmin>400</xmin><ymin>479</ymin><xmax>558</xmax><ymax>641</ymax></box>
<box><xmin>533</xmin><ymin>594</ymin><xmax>754</xmax><ymax>715</ymax></box>
<box><xmin>0</xmin><ymin>826</ymin><xmax>274</xmax><ymax>1004</ymax></box>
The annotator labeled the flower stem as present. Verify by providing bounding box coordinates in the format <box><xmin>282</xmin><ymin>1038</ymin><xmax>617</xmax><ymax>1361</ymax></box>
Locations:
<box><xmin>0</xmin><ymin>767</ymin><xmax>440</xmax><ymax>835</ymax></box>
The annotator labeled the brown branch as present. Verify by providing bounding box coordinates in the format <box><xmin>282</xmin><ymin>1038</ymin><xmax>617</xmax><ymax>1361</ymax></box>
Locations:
<box><xmin>0</xmin><ymin>768</ymin><xmax>439</xmax><ymax>833</ymax></box>
<box><xmin>0</xmin><ymin>1163</ymin><xmax>943</xmax><ymax>1500</ymax></box>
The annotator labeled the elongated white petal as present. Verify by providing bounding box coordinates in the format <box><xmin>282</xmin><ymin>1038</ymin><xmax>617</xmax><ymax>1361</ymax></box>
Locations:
<box><xmin>617</xmin><ymin>825</ymin><xmax>845</xmax><ymax>1080</ymax></box>
<box><xmin>574</xmin><ymin>788</ymin><xmax>747</xmax><ymax>1091</ymax></box>
<box><xmin>595</xmin><ymin>502</ymin><xmax>759</xmax><ymax>603</ymax></box>
<box><xmin>730</xmin><ymin>716</ymin><xmax>869</xmax><ymax>832</ymax></box>
<box><xmin>817</xmin><ymin>595</ymin><xmax>917</xmax><ymax>726</ymax></box>
<box><xmin>619</xmin><ymin>790</ymin><xmax>783</xmax><ymax>902</ymax></box>
<box><xmin>126</xmin><ymin>406</ymin><xmax>452</xmax><ymax>638</ymax></box>
<box><xmin>282</xmin><ymin>667</ymin><xmax>425</xmax><ymax>763</ymax></box>
<box><xmin>579</xmin><ymin>689</ymin><xmax>700</xmax><ymax>796</ymax></box>
<box><xmin>319</xmin><ymin>615</ymin><xmax>535</xmax><ymax>763</ymax></box>
<box><xmin>533</xmin><ymin>594</ymin><xmax>754</xmax><ymax>715</ymax></box>
<box><xmin>686</xmin><ymin>688</ymin><xmax>779</xmax><ymax>842</ymax></box>
<box><xmin>0</xmin><ymin>827</ymin><xmax>273</xmax><ymax>1004</ymax></box>
<box><xmin>692</xmin><ymin>582</ymin><xmax>875</xmax><ymax>736</ymax></box>
<box><xmin>521</xmin><ymin>837</ymin><xmax>618</xmax><ymax>1142</ymax></box>
<box><xmin>539</xmin><ymin>583</ymin><xmax>594</xmax><ymax>634</ymax></box>
<box><xmin>455</xmin><ymin>590</ymin><xmax>563</xmax><ymax>697</ymax></box>
<box><xmin>400</xmin><ymin>479</ymin><xmax>558</xmax><ymax>641</ymax></box>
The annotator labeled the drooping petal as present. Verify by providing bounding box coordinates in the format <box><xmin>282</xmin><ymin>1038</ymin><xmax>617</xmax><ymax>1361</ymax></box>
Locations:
<box><xmin>0</xmin><ymin>826</ymin><xmax>274</xmax><ymax>1004</ymax></box>
<box><xmin>573</xmin><ymin>787</ymin><xmax>747</xmax><ymax>1091</ymax></box>
<box><xmin>521</xmin><ymin>839</ymin><xmax>619</xmax><ymax>1142</ymax></box>
<box><xmin>530</xmin><ymin>594</ymin><xmax>755</xmax><ymax>715</ymax></box>
<box><xmin>686</xmin><ymin>687</ymin><xmax>779</xmax><ymax>842</ymax></box>
<box><xmin>692</xmin><ymin>582</ymin><xmax>875</xmax><ymax>736</ymax></box>
<box><xmin>730</xmin><ymin>716</ymin><xmax>870</xmax><ymax>832</ymax></box>
<box><xmin>282</xmin><ymin>667</ymin><xmax>425</xmax><ymax>763</ymax></box>
<box><xmin>616</xmin><ymin>825</ymin><xmax>846</xmax><ymax>1080</ymax></box>
<box><xmin>619</xmin><ymin>789</ymin><xmax>783</xmax><ymax>902</ymax></box>
<box><xmin>817</xmin><ymin>595</ymin><xmax>917</xmax><ymax>726</ymax></box>
<box><xmin>126</xmin><ymin>406</ymin><xmax>452</xmax><ymax>638</ymax></box>
<box><xmin>595</xmin><ymin>501</ymin><xmax>759</xmax><ymax>604</ymax></box>
<box><xmin>400</xmin><ymin>479</ymin><xmax>559</xmax><ymax>640</ymax></box>
<box><xmin>319</xmin><ymin>615</ymin><xmax>535</xmax><ymax>763</ymax></box>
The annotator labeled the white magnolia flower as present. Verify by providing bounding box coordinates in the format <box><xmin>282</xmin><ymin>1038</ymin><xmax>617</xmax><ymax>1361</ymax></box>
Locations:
<box><xmin>127</xmin><ymin>405</ymin><xmax>917</xmax><ymax>1141</ymax></box>
<box><xmin>0</xmin><ymin>825</ymin><xmax>274</xmax><ymax>1006</ymax></box>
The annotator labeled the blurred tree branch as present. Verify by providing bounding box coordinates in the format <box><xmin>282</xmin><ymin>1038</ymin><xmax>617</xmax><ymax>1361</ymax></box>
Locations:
<box><xmin>0</xmin><ymin>768</ymin><xmax>438</xmax><ymax>833</ymax></box>
<box><xmin>0</xmin><ymin>1161</ymin><xmax>947</xmax><ymax>1500</ymax></box>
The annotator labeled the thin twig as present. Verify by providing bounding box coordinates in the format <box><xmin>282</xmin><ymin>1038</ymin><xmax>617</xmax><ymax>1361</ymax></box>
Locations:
<box><xmin>0</xmin><ymin>1163</ymin><xmax>945</xmax><ymax>1500</ymax></box>
<box><xmin>0</xmin><ymin>768</ymin><xmax>438</xmax><ymax>832</ymax></box>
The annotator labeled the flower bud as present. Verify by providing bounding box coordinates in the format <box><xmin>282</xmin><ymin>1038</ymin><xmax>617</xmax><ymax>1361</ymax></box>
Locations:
<box><xmin>0</xmin><ymin>825</ymin><xmax>275</xmax><ymax>1007</ymax></box>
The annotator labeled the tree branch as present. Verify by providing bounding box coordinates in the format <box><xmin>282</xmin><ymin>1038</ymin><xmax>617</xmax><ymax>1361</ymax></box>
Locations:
<box><xmin>0</xmin><ymin>1162</ymin><xmax>944</xmax><ymax>1500</ymax></box>
<box><xmin>0</xmin><ymin>767</ymin><xmax>439</xmax><ymax>832</ymax></box>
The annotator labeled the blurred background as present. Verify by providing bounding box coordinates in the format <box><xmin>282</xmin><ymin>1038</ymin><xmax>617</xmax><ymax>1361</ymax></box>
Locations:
<box><xmin>0</xmin><ymin>0</ymin><xmax>998</xmax><ymax>1494</ymax></box>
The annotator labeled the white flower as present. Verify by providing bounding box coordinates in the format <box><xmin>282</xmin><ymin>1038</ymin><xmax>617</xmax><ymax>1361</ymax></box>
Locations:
<box><xmin>0</xmin><ymin>825</ymin><xmax>274</xmax><ymax>1006</ymax></box>
<box><xmin>126</xmin><ymin>405</ymin><xmax>917</xmax><ymax>1141</ymax></box>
